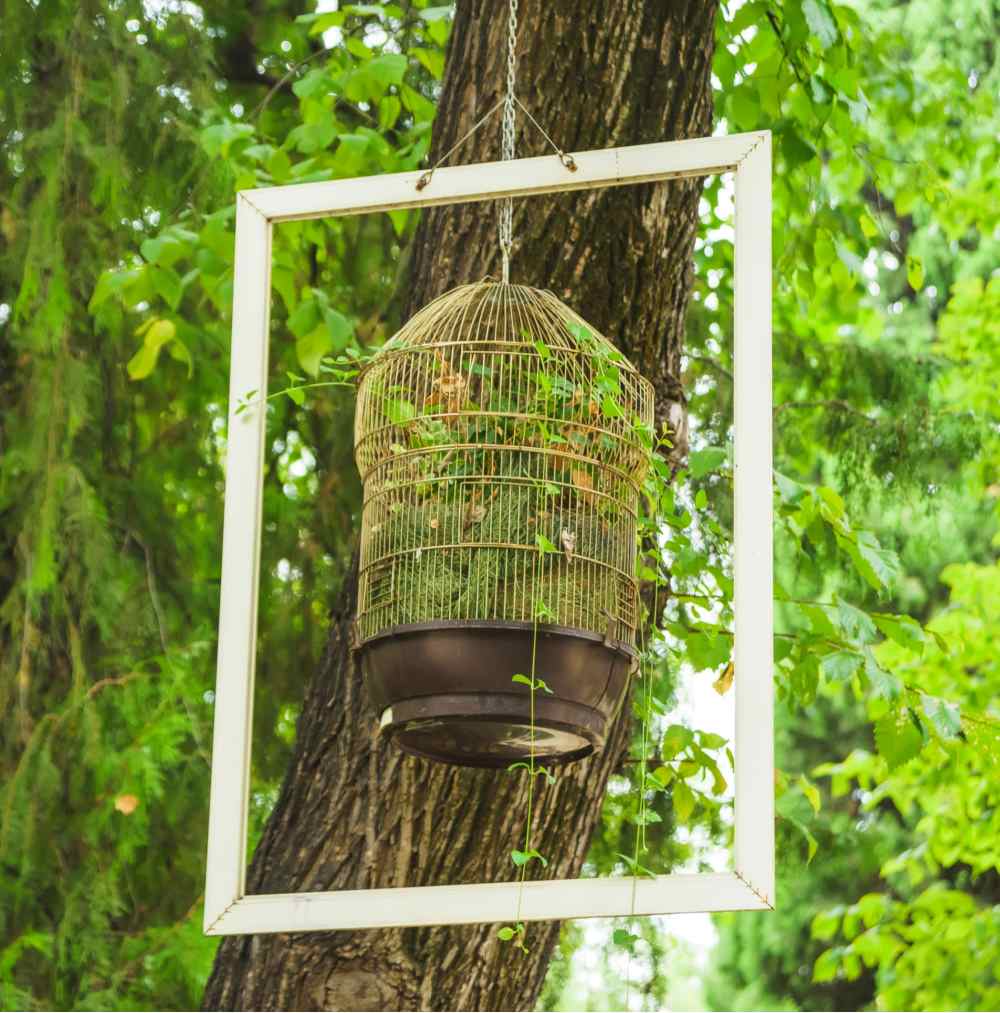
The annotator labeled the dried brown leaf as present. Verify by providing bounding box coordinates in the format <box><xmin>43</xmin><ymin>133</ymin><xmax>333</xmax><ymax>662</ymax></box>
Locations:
<box><xmin>571</xmin><ymin>468</ymin><xmax>595</xmax><ymax>503</ymax></box>
<box><xmin>713</xmin><ymin>664</ymin><xmax>733</xmax><ymax>696</ymax></box>
<box><xmin>560</xmin><ymin>528</ymin><xmax>576</xmax><ymax>562</ymax></box>
<box><xmin>712</xmin><ymin>661</ymin><xmax>735</xmax><ymax>696</ymax></box>
<box><xmin>114</xmin><ymin>794</ymin><xmax>140</xmax><ymax>815</ymax></box>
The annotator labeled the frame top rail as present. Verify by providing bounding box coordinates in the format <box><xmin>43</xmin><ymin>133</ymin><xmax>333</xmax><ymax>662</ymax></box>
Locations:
<box><xmin>240</xmin><ymin>132</ymin><xmax>768</xmax><ymax>224</ymax></box>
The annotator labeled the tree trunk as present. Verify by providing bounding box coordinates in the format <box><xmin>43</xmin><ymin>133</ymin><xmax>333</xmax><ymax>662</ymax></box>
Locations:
<box><xmin>202</xmin><ymin>2</ymin><xmax>716</xmax><ymax>1009</ymax></box>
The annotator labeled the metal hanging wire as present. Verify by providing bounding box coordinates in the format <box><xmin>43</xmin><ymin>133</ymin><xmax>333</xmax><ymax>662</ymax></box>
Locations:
<box><xmin>413</xmin><ymin>0</ymin><xmax>578</xmax><ymax>280</ymax></box>
<box><xmin>497</xmin><ymin>0</ymin><xmax>519</xmax><ymax>282</ymax></box>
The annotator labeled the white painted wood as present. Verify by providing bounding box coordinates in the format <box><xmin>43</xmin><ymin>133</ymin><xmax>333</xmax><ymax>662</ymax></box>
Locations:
<box><xmin>206</xmin><ymin>873</ymin><xmax>767</xmax><ymax>935</ymax></box>
<box><xmin>205</xmin><ymin>132</ymin><xmax>774</xmax><ymax>935</ymax></box>
<box><xmin>243</xmin><ymin>133</ymin><xmax>764</xmax><ymax>223</ymax></box>
<box><xmin>732</xmin><ymin>134</ymin><xmax>775</xmax><ymax>906</ymax></box>
<box><xmin>203</xmin><ymin>196</ymin><xmax>272</xmax><ymax>931</ymax></box>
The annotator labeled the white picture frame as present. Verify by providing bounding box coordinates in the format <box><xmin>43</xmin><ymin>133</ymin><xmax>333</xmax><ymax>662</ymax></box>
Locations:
<box><xmin>204</xmin><ymin>131</ymin><xmax>773</xmax><ymax>935</ymax></box>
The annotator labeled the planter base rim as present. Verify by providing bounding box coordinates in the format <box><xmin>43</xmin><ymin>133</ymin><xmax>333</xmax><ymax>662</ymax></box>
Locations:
<box><xmin>378</xmin><ymin>693</ymin><xmax>605</xmax><ymax>769</ymax></box>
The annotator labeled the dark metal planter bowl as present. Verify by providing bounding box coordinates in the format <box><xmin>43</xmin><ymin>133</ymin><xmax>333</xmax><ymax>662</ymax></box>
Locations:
<box><xmin>359</xmin><ymin>620</ymin><xmax>636</xmax><ymax>768</ymax></box>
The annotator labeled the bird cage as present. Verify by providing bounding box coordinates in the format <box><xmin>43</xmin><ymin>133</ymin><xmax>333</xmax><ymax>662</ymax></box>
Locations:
<box><xmin>353</xmin><ymin>281</ymin><xmax>654</xmax><ymax>767</ymax></box>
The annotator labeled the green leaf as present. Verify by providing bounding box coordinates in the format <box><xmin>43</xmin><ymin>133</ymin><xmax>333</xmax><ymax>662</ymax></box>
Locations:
<box><xmin>631</xmin><ymin>808</ymin><xmax>662</xmax><ymax>826</ymax></box>
<box><xmin>874</xmin><ymin>708</ymin><xmax>923</xmax><ymax>769</ymax></box>
<box><xmin>601</xmin><ymin>394</ymin><xmax>624</xmax><ymax>419</ymax></box>
<box><xmin>821</xmin><ymin>650</ymin><xmax>863</xmax><ymax>682</ymax></box>
<box><xmin>864</xmin><ymin>649</ymin><xmax>902</xmax><ymax>701</ymax></box>
<box><xmin>612</xmin><ymin>928</ymin><xmax>639</xmax><ymax>949</ymax></box>
<box><xmin>419</xmin><ymin>5</ymin><xmax>451</xmax><ymax>21</ymax></box>
<box><xmin>799</xmin><ymin>774</ymin><xmax>821</xmax><ymax>814</ymax></box>
<box><xmin>851</xmin><ymin>530</ymin><xmax>900</xmax><ymax>592</ymax></box>
<box><xmin>686</xmin><ymin>630</ymin><xmax>733</xmax><ymax>670</ymax></box>
<box><xmin>140</xmin><ymin>231</ymin><xmax>191</xmax><ymax>268</ymax></box>
<box><xmin>368</xmin><ymin>53</ymin><xmax>407</xmax><ymax>90</ymax></box>
<box><xmin>834</xmin><ymin>598</ymin><xmax>877</xmax><ymax>644</ymax></box>
<box><xmin>497</xmin><ymin>926</ymin><xmax>515</xmax><ymax>941</ymax></box>
<box><xmin>730</xmin><ymin>87</ymin><xmax>759</xmax><ymax>127</ymax></box>
<box><xmin>617</xmin><ymin>853</ymin><xmax>657</xmax><ymax>878</ymax></box>
<box><xmin>127</xmin><ymin>319</ymin><xmax>177</xmax><ymax>380</ymax></box>
<box><xmin>813</xmin><ymin>947</ymin><xmax>842</xmax><ymax>983</ymax></box>
<box><xmin>860</xmin><ymin>211</ymin><xmax>878</xmax><ymax>240</ymax></box>
<box><xmin>872</xmin><ymin>613</ymin><xmax>925</xmax><ymax>654</ymax></box>
<box><xmin>386</xmin><ymin>399</ymin><xmax>417</xmax><ymax>425</ymax></box>
<box><xmin>400</xmin><ymin>83</ymin><xmax>436</xmax><ymax>123</ymax></box>
<box><xmin>811</xmin><ymin>907</ymin><xmax>843</xmax><ymax>942</ymax></box>
<box><xmin>288</xmin><ymin>298</ymin><xmax>321</xmax><ymax>339</ymax></box>
<box><xmin>200</xmin><ymin>120</ymin><xmax>254</xmax><ymax>158</ymax></box>
<box><xmin>166</xmin><ymin>337</ymin><xmax>193</xmax><ymax>377</ymax></box>
<box><xmin>661</xmin><ymin>724</ymin><xmax>691</xmax><ymax>759</ymax></box>
<box><xmin>412</xmin><ymin>46</ymin><xmax>445</xmax><ymax>79</ymax></box>
<box><xmin>817</xmin><ymin>485</ymin><xmax>846</xmax><ymax>519</ymax></box>
<box><xmin>332</xmin><ymin>133</ymin><xmax>371</xmax><ymax>175</ymax></box>
<box><xmin>511</xmin><ymin>848</ymin><xmax>547</xmax><ymax>868</ymax></box>
<box><xmin>150</xmin><ymin>264</ymin><xmax>183</xmax><ymax>310</ymax></box>
<box><xmin>652</xmin><ymin>765</ymin><xmax>674</xmax><ymax>787</ymax></box>
<box><xmin>802</xmin><ymin>0</ymin><xmax>838</xmax><ymax>48</ymax></box>
<box><xmin>126</xmin><ymin>343</ymin><xmax>160</xmax><ymax>381</ymax></box>
<box><xmin>288</xmin><ymin>120</ymin><xmax>337</xmax><ymax>155</ymax></box>
<box><xmin>689</xmin><ymin>446</ymin><xmax>727</xmax><ymax>478</ymax></box>
<box><xmin>296</xmin><ymin>325</ymin><xmax>333</xmax><ymax>378</ymax></box>
<box><xmin>535</xmin><ymin>533</ymin><xmax>557</xmax><ymax>554</ymax></box>
<box><xmin>782</xmin><ymin>128</ymin><xmax>816</xmax><ymax>168</ymax></box>
<box><xmin>89</xmin><ymin>266</ymin><xmax>143</xmax><ymax>312</ymax></box>
<box><xmin>789</xmin><ymin>815</ymin><xmax>819</xmax><ymax>863</ymax></box>
<box><xmin>672</xmin><ymin>781</ymin><xmax>695</xmax><ymax>824</ymax></box>
<box><xmin>347</xmin><ymin>53</ymin><xmax>407</xmax><ymax>103</ymax></box>
<box><xmin>857</xmin><ymin>892</ymin><xmax>888</xmax><ymax>928</ymax></box>
<box><xmin>378</xmin><ymin>95</ymin><xmax>402</xmax><ymax>131</ymax></box>
<box><xmin>919</xmin><ymin>693</ymin><xmax>962</xmax><ymax>739</ymax></box>
<box><xmin>906</xmin><ymin>254</ymin><xmax>925</xmax><ymax>291</ymax></box>
<box><xmin>296</xmin><ymin>10</ymin><xmax>343</xmax><ymax>34</ymax></box>
<box><xmin>292</xmin><ymin>68</ymin><xmax>329</xmax><ymax>100</ymax></box>
<box><xmin>321</xmin><ymin>306</ymin><xmax>354</xmax><ymax>351</ymax></box>
<box><xmin>388</xmin><ymin>209</ymin><xmax>410</xmax><ymax>237</ymax></box>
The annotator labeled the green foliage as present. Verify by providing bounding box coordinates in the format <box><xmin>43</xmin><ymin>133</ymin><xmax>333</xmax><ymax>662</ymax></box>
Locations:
<box><xmin>704</xmin><ymin>0</ymin><xmax>1000</xmax><ymax>1010</ymax></box>
<box><xmin>0</xmin><ymin>2</ymin><xmax>226</xmax><ymax>1007</ymax></box>
<box><xmin>1</xmin><ymin>1</ymin><xmax>449</xmax><ymax>1008</ymax></box>
<box><xmin>3</xmin><ymin>0</ymin><xmax>998</xmax><ymax>1008</ymax></box>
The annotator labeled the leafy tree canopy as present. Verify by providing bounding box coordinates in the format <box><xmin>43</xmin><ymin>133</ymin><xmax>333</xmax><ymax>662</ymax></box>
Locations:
<box><xmin>1</xmin><ymin>0</ymin><xmax>996</xmax><ymax>1009</ymax></box>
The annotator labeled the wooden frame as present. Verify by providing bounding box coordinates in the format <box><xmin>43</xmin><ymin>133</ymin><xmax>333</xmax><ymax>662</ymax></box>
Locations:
<box><xmin>204</xmin><ymin>131</ymin><xmax>773</xmax><ymax>935</ymax></box>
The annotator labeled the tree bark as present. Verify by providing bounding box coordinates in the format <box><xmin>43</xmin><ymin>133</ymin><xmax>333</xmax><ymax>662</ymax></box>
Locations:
<box><xmin>203</xmin><ymin>2</ymin><xmax>716</xmax><ymax>1009</ymax></box>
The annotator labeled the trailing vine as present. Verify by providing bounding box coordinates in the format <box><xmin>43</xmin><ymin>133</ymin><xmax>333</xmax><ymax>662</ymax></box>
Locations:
<box><xmin>498</xmin><ymin>543</ymin><xmax>556</xmax><ymax>952</ymax></box>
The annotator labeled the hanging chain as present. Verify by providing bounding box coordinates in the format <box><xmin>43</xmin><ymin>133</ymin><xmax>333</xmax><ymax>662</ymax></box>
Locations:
<box><xmin>498</xmin><ymin>0</ymin><xmax>518</xmax><ymax>283</ymax></box>
<box><xmin>413</xmin><ymin>0</ymin><xmax>576</xmax><ymax>272</ymax></box>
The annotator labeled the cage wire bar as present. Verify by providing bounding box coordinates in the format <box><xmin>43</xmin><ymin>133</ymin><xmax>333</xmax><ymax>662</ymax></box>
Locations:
<box><xmin>205</xmin><ymin>132</ymin><xmax>773</xmax><ymax>935</ymax></box>
<box><xmin>354</xmin><ymin>282</ymin><xmax>654</xmax><ymax>648</ymax></box>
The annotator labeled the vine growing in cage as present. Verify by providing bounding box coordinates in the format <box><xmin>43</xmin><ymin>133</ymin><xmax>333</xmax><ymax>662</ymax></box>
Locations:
<box><xmin>497</xmin><ymin>540</ymin><xmax>558</xmax><ymax>952</ymax></box>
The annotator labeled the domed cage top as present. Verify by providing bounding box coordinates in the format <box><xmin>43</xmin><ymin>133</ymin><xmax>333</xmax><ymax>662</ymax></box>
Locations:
<box><xmin>355</xmin><ymin>282</ymin><xmax>654</xmax><ymax>650</ymax></box>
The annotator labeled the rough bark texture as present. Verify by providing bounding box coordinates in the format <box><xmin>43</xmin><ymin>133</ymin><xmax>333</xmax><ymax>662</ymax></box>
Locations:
<box><xmin>203</xmin><ymin>2</ymin><xmax>716</xmax><ymax>1010</ymax></box>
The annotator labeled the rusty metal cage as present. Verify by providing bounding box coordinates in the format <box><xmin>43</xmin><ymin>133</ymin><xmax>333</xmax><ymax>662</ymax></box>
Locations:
<box><xmin>353</xmin><ymin>281</ymin><xmax>654</xmax><ymax>766</ymax></box>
